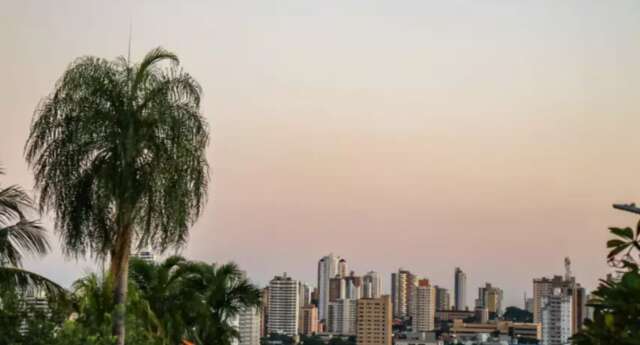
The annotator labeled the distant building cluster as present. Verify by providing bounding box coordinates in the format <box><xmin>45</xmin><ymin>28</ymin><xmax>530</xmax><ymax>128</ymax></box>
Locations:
<box><xmin>226</xmin><ymin>254</ymin><xmax>588</xmax><ymax>345</ymax></box>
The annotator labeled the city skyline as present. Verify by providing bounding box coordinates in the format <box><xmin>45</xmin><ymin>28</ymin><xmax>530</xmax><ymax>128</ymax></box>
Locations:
<box><xmin>3</xmin><ymin>0</ymin><xmax>640</xmax><ymax>309</ymax></box>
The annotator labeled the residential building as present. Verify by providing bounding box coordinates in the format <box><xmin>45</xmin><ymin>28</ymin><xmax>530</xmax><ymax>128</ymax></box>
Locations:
<box><xmin>412</xmin><ymin>279</ymin><xmax>436</xmax><ymax>332</ymax></box>
<box><xmin>328</xmin><ymin>299</ymin><xmax>357</xmax><ymax>335</ymax></box>
<box><xmin>260</xmin><ymin>287</ymin><xmax>270</xmax><ymax>337</ymax></box>
<box><xmin>268</xmin><ymin>273</ymin><xmax>299</xmax><ymax>336</ymax></box>
<box><xmin>454</xmin><ymin>268</ymin><xmax>467</xmax><ymax>311</ymax></box>
<box><xmin>541</xmin><ymin>288</ymin><xmax>572</xmax><ymax>345</ymax></box>
<box><xmin>395</xmin><ymin>332</ymin><xmax>442</xmax><ymax>345</ymax></box>
<box><xmin>391</xmin><ymin>269</ymin><xmax>416</xmax><ymax>318</ymax></box>
<box><xmin>239</xmin><ymin>307</ymin><xmax>261</xmax><ymax>345</ymax></box>
<box><xmin>476</xmin><ymin>283</ymin><xmax>503</xmax><ymax>316</ymax></box>
<box><xmin>356</xmin><ymin>295</ymin><xmax>392</xmax><ymax>345</ymax></box>
<box><xmin>434</xmin><ymin>286</ymin><xmax>450</xmax><ymax>311</ymax></box>
<box><xmin>318</xmin><ymin>254</ymin><xmax>346</xmax><ymax>321</ymax></box>
<box><xmin>300</xmin><ymin>304</ymin><xmax>318</xmax><ymax>335</ymax></box>
<box><xmin>363</xmin><ymin>271</ymin><xmax>383</xmax><ymax>298</ymax></box>
<box><xmin>533</xmin><ymin>258</ymin><xmax>587</xmax><ymax>335</ymax></box>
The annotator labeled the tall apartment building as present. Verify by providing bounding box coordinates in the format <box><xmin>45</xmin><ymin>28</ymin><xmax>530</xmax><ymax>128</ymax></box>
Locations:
<box><xmin>328</xmin><ymin>299</ymin><xmax>357</xmax><ymax>335</ymax></box>
<box><xmin>260</xmin><ymin>287</ymin><xmax>270</xmax><ymax>337</ymax></box>
<box><xmin>300</xmin><ymin>304</ymin><xmax>319</xmax><ymax>335</ymax></box>
<box><xmin>434</xmin><ymin>286</ymin><xmax>450</xmax><ymax>310</ymax></box>
<box><xmin>541</xmin><ymin>288</ymin><xmax>572</xmax><ymax>345</ymax></box>
<box><xmin>533</xmin><ymin>259</ymin><xmax>586</xmax><ymax>335</ymax></box>
<box><xmin>238</xmin><ymin>307</ymin><xmax>261</xmax><ymax>345</ymax></box>
<box><xmin>299</xmin><ymin>282</ymin><xmax>311</xmax><ymax>308</ymax></box>
<box><xmin>330</xmin><ymin>272</ymin><xmax>363</xmax><ymax>302</ymax></box>
<box><xmin>454</xmin><ymin>267</ymin><xmax>467</xmax><ymax>311</ymax></box>
<box><xmin>391</xmin><ymin>269</ymin><xmax>416</xmax><ymax>318</ymax></box>
<box><xmin>412</xmin><ymin>279</ymin><xmax>436</xmax><ymax>332</ymax></box>
<box><xmin>318</xmin><ymin>254</ymin><xmax>347</xmax><ymax>321</ymax></box>
<box><xmin>356</xmin><ymin>295</ymin><xmax>392</xmax><ymax>345</ymax></box>
<box><xmin>363</xmin><ymin>271</ymin><xmax>383</xmax><ymax>298</ymax></box>
<box><xmin>476</xmin><ymin>283</ymin><xmax>503</xmax><ymax>316</ymax></box>
<box><xmin>268</xmin><ymin>273</ymin><xmax>300</xmax><ymax>336</ymax></box>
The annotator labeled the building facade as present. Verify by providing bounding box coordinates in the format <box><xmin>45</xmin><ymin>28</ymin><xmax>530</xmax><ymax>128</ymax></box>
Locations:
<box><xmin>434</xmin><ymin>286</ymin><xmax>450</xmax><ymax>311</ymax></box>
<box><xmin>300</xmin><ymin>304</ymin><xmax>318</xmax><ymax>335</ymax></box>
<box><xmin>476</xmin><ymin>283</ymin><xmax>503</xmax><ymax>316</ymax></box>
<box><xmin>318</xmin><ymin>254</ymin><xmax>346</xmax><ymax>321</ymax></box>
<box><xmin>363</xmin><ymin>271</ymin><xmax>383</xmax><ymax>298</ymax></box>
<box><xmin>239</xmin><ymin>307</ymin><xmax>261</xmax><ymax>345</ymax></box>
<box><xmin>412</xmin><ymin>279</ymin><xmax>436</xmax><ymax>332</ymax></box>
<box><xmin>356</xmin><ymin>295</ymin><xmax>392</xmax><ymax>345</ymax></box>
<box><xmin>454</xmin><ymin>267</ymin><xmax>467</xmax><ymax>311</ymax></box>
<box><xmin>540</xmin><ymin>289</ymin><xmax>572</xmax><ymax>345</ymax></box>
<box><xmin>328</xmin><ymin>299</ymin><xmax>357</xmax><ymax>335</ymax></box>
<box><xmin>268</xmin><ymin>274</ymin><xmax>300</xmax><ymax>336</ymax></box>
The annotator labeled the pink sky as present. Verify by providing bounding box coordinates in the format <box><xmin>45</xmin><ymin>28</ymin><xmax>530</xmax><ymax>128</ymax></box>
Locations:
<box><xmin>2</xmin><ymin>0</ymin><xmax>640</xmax><ymax>307</ymax></box>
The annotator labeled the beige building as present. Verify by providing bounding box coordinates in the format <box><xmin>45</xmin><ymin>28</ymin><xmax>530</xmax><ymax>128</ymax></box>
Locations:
<box><xmin>356</xmin><ymin>295</ymin><xmax>392</xmax><ymax>345</ymax></box>
<box><xmin>300</xmin><ymin>304</ymin><xmax>318</xmax><ymax>335</ymax></box>
<box><xmin>450</xmin><ymin>319</ymin><xmax>541</xmax><ymax>340</ymax></box>
<box><xmin>412</xmin><ymin>279</ymin><xmax>436</xmax><ymax>332</ymax></box>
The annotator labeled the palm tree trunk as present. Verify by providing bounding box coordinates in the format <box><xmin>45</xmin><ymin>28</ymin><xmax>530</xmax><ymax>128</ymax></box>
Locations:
<box><xmin>110</xmin><ymin>225</ymin><xmax>133</xmax><ymax>345</ymax></box>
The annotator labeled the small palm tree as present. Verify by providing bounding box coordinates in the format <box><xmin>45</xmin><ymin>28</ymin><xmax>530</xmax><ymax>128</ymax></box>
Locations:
<box><xmin>0</xmin><ymin>166</ymin><xmax>63</xmax><ymax>295</ymax></box>
<box><xmin>26</xmin><ymin>47</ymin><xmax>209</xmax><ymax>345</ymax></box>
<box><xmin>129</xmin><ymin>257</ymin><xmax>262</xmax><ymax>345</ymax></box>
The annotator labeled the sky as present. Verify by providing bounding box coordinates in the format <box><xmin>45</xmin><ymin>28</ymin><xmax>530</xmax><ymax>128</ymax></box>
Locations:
<box><xmin>2</xmin><ymin>0</ymin><xmax>640</xmax><ymax>308</ymax></box>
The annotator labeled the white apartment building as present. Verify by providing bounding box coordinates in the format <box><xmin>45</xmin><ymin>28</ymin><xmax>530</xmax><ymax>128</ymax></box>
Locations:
<box><xmin>268</xmin><ymin>273</ymin><xmax>300</xmax><ymax>336</ymax></box>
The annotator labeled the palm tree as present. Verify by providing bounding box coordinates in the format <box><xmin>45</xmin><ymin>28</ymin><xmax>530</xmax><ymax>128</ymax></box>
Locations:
<box><xmin>129</xmin><ymin>257</ymin><xmax>262</xmax><ymax>345</ymax></box>
<box><xmin>25</xmin><ymin>47</ymin><xmax>209</xmax><ymax>345</ymax></box>
<box><xmin>0</xmin><ymin>166</ymin><xmax>63</xmax><ymax>295</ymax></box>
<box><xmin>184</xmin><ymin>262</ymin><xmax>261</xmax><ymax>345</ymax></box>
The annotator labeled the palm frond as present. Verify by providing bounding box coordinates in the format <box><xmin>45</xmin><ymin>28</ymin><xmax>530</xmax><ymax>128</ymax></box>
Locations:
<box><xmin>0</xmin><ymin>220</ymin><xmax>49</xmax><ymax>266</ymax></box>
<box><xmin>0</xmin><ymin>266</ymin><xmax>67</xmax><ymax>297</ymax></box>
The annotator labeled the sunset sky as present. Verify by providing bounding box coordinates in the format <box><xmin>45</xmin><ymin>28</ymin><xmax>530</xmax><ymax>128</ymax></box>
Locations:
<box><xmin>2</xmin><ymin>0</ymin><xmax>640</xmax><ymax>307</ymax></box>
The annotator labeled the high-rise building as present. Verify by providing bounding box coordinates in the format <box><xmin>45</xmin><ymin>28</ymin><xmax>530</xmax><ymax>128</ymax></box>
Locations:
<box><xmin>239</xmin><ymin>307</ymin><xmax>261</xmax><ymax>345</ymax></box>
<box><xmin>356</xmin><ymin>295</ymin><xmax>392</xmax><ymax>345</ymax></box>
<box><xmin>435</xmin><ymin>286</ymin><xmax>450</xmax><ymax>310</ymax></box>
<box><xmin>260</xmin><ymin>287</ymin><xmax>270</xmax><ymax>337</ymax></box>
<box><xmin>328</xmin><ymin>299</ymin><xmax>357</xmax><ymax>335</ymax></box>
<box><xmin>329</xmin><ymin>272</ymin><xmax>362</xmax><ymax>302</ymax></box>
<box><xmin>533</xmin><ymin>258</ymin><xmax>587</xmax><ymax>335</ymax></box>
<box><xmin>541</xmin><ymin>288</ymin><xmax>572</xmax><ymax>345</ymax></box>
<box><xmin>299</xmin><ymin>282</ymin><xmax>311</xmax><ymax>309</ymax></box>
<box><xmin>318</xmin><ymin>254</ymin><xmax>346</xmax><ymax>321</ymax></box>
<box><xmin>363</xmin><ymin>271</ymin><xmax>383</xmax><ymax>298</ymax></box>
<box><xmin>412</xmin><ymin>279</ymin><xmax>436</xmax><ymax>332</ymax></box>
<box><xmin>391</xmin><ymin>269</ymin><xmax>416</xmax><ymax>318</ymax></box>
<box><xmin>300</xmin><ymin>305</ymin><xmax>318</xmax><ymax>335</ymax></box>
<box><xmin>454</xmin><ymin>267</ymin><xmax>467</xmax><ymax>311</ymax></box>
<box><xmin>268</xmin><ymin>273</ymin><xmax>299</xmax><ymax>336</ymax></box>
<box><xmin>476</xmin><ymin>283</ymin><xmax>503</xmax><ymax>316</ymax></box>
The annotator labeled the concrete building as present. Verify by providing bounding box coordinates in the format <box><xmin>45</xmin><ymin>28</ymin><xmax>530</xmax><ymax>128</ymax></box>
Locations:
<box><xmin>363</xmin><ymin>271</ymin><xmax>383</xmax><ymax>298</ymax></box>
<box><xmin>300</xmin><ymin>304</ymin><xmax>318</xmax><ymax>335</ymax></box>
<box><xmin>412</xmin><ymin>279</ymin><xmax>436</xmax><ymax>332</ymax></box>
<box><xmin>434</xmin><ymin>286</ymin><xmax>450</xmax><ymax>311</ymax></box>
<box><xmin>268</xmin><ymin>273</ymin><xmax>299</xmax><ymax>336</ymax></box>
<box><xmin>449</xmin><ymin>319</ymin><xmax>541</xmax><ymax>341</ymax></box>
<box><xmin>533</xmin><ymin>258</ymin><xmax>587</xmax><ymax>335</ymax></box>
<box><xmin>476</xmin><ymin>283</ymin><xmax>503</xmax><ymax>316</ymax></box>
<box><xmin>395</xmin><ymin>332</ymin><xmax>443</xmax><ymax>345</ymax></box>
<box><xmin>356</xmin><ymin>295</ymin><xmax>392</xmax><ymax>345</ymax></box>
<box><xmin>454</xmin><ymin>267</ymin><xmax>467</xmax><ymax>311</ymax></box>
<box><xmin>239</xmin><ymin>307</ymin><xmax>261</xmax><ymax>345</ymax></box>
<box><xmin>391</xmin><ymin>269</ymin><xmax>416</xmax><ymax>318</ymax></box>
<box><xmin>318</xmin><ymin>254</ymin><xmax>346</xmax><ymax>321</ymax></box>
<box><xmin>330</xmin><ymin>272</ymin><xmax>363</xmax><ymax>302</ymax></box>
<box><xmin>260</xmin><ymin>287</ymin><xmax>270</xmax><ymax>336</ymax></box>
<box><xmin>328</xmin><ymin>299</ymin><xmax>357</xmax><ymax>335</ymax></box>
<box><xmin>541</xmin><ymin>288</ymin><xmax>572</xmax><ymax>345</ymax></box>
<box><xmin>435</xmin><ymin>309</ymin><xmax>475</xmax><ymax>322</ymax></box>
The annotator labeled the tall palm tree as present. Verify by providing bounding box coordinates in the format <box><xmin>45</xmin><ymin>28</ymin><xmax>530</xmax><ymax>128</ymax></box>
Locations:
<box><xmin>25</xmin><ymin>47</ymin><xmax>209</xmax><ymax>345</ymax></box>
<box><xmin>0</xmin><ymin>166</ymin><xmax>63</xmax><ymax>295</ymax></box>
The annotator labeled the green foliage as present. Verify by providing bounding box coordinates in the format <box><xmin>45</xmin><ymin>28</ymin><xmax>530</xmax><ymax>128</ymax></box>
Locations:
<box><xmin>25</xmin><ymin>46</ymin><xmax>209</xmax><ymax>260</ymax></box>
<box><xmin>503</xmin><ymin>306</ymin><xmax>533</xmax><ymax>323</ymax></box>
<box><xmin>129</xmin><ymin>256</ymin><xmax>262</xmax><ymax>344</ymax></box>
<box><xmin>300</xmin><ymin>335</ymin><xmax>325</xmax><ymax>345</ymax></box>
<box><xmin>572</xmin><ymin>218</ymin><xmax>640</xmax><ymax>344</ymax></box>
